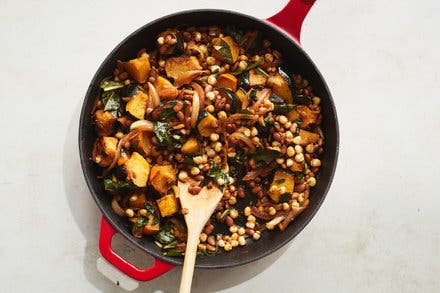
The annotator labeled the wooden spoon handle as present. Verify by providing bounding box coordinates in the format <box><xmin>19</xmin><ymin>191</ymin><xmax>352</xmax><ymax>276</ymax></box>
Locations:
<box><xmin>179</xmin><ymin>230</ymin><xmax>199</xmax><ymax>293</ymax></box>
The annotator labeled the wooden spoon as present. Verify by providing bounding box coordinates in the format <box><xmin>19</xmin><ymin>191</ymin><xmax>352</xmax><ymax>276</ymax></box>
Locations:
<box><xmin>177</xmin><ymin>181</ymin><xmax>223</xmax><ymax>293</ymax></box>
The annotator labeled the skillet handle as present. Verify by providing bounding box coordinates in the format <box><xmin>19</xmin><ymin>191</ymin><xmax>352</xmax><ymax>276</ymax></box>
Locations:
<box><xmin>99</xmin><ymin>216</ymin><xmax>174</xmax><ymax>281</ymax></box>
<box><xmin>266</xmin><ymin>0</ymin><xmax>316</xmax><ymax>44</ymax></box>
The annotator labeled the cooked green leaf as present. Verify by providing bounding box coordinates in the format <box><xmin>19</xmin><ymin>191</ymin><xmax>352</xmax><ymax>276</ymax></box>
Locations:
<box><xmin>251</xmin><ymin>149</ymin><xmax>282</xmax><ymax>167</ymax></box>
<box><xmin>102</xmin><ymin>91</ymin><xmax>122</xmax><ymax>117</ymax></box>
<box><xmin>164</xmin><ymin>249</ymin><xmax>183</xmax><ymax>257</ymax></box>
<box><xmin>120</xmin><ymin>84</ymin><xmax>140</xmax><ymax>97</ymax></box>
<box><xmin>103</xmin><ymin>179</ymin><xmax>137</xmax><ymax>193</ymax></box>
<box><xmin>154</xmin><ymin>222</ymin><xmax>177</xmax><ymax>245</ymax></box>
<box><xmin>101</xmin><ymin>80</ymin><xmax>124</xmax><ymax>91</ymax></box>
<box><xmin>231</xmin><ymin>59</ymin><xmax>263</xmax><ymax>75</ymax></box>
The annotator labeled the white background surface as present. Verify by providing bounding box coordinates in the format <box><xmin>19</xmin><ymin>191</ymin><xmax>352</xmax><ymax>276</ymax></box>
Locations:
<box><xmin>0</xmin><ymin>0</ymin><xmax>439</xmax><ymax>292</ymax></box>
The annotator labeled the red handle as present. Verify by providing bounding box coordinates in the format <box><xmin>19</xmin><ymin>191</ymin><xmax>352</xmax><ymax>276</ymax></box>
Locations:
<box><xmin>99</xmin><ymin>216</ymin><xmax>174</xmax><ymax>281</ymax></box>
<box><xmin>266</xmin><ymin>0</ymin><xmax>316</xmax><ymax>44</ymax></box>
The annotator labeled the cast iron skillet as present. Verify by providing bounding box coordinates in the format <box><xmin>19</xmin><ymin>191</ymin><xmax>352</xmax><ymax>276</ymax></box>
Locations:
<box><xmin>79</xmin><ymin>0</ymin><xmax>339</xmax><ymax>281</ymax></box>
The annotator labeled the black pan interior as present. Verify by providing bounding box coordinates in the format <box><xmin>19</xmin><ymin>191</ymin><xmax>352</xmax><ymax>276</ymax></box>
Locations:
<box><xmin>79</xmin><ymin>9</ymin><xmax>339</xmax><ymax>269</ymax></box>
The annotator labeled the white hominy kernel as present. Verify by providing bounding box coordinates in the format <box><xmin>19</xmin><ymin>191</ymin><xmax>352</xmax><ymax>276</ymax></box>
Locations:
<box><xmin>276</xmin><ymin>157</ymin><xmax>285</xmax><ymax>165</ymax></box>
<box><xmin>247</xmin><ymin>215</ymin><xmax>256</xmax><ymax>222</ymax></box>
<box><xmin>210</xmin><ymin>133</ymin><xmax>219</xmax><ymax>142</ymax></box>
<box><xmin>125</xmin><ymin>209</ymin><xmax>134</xmax><ymax>218</ymax></box>
<box><xmin>238</xmin><ymin>60</ymin><xmax>248</xmax><ymax>70</ymax></box>
<box><xmin>305</xmin><ymin>144</ymin><xmax>315</xmax><ymax>153</ymax></box>
<box><xmin>279</xmin><ymin>115</ymin><xmax>288</xmax><ymax>124</ymax></box>
<box><xmin>310</xmin><ymin>159</ymin><xmax>321</xmax><ymax>167</ymax></box>
<box><xmin>218</xmin><ymin>239</ymin><xmax>225</xmax><ymax>247</ymax></box>
<box><xmin>230</xmin><ymin>209</ymin><xmax>238</xmax><ymax>219</ymax></box>
<box><xmin>206</xmin><ymin>56</ymin><xmax>216</xmax><ymax>65</ymax></box>
<box><xmin>217</xmin><ymin>178</ymin><xmax>225</xmax><ymax>185</ymax></box>
<box><xmin>231</xmin><ymin>240</ymin><xmax>239</xmax><ymax>247</ymax></box>
<box><xmin>307</xmin><ymin>177</ymin><xmax>317</xmax><ymax>187</ymax></box>
<box><xmin>266</xmin><ymin>223</ymin><xmax>275</xmax><ymax>230</ymax></box>
<box><xmin>251</xmin><ymin>127</ymin><xmax>258</xmax><ymax>136</ymax></box>
<box><xmin>238</xmin><ymin>236</ymin><xmax>246</xmax><ymax>246</ymax></box>
<box><xmin>207</xmin><ymin>149</ymin><xmax>216</xmax><ymax>158</ymax></box>
<box><xmin>115</xmin><ymin>132</ymin><xmax>124</xmax><ymax>139</ymax></box>
<box><xmin>294</xmin><ymin>145</ymin><xmax>303</xmax><ymax>154</ymax></box>
<box><xmin>206</xmin><ymin>91</ymin><xmax>216</xmax><ymax>101</ymax></box>
<box><xmin>287</xmin><ymin>146</ymin><xmax>295</xmax><ymax>157</ymax></box>
<box><xmin>214</xmin><ymin>142</ymin><xmax>223</xmax><ymax>152</ymax></box>
<box><xmin>224</xmin><ymin>243</ymin><xmax>232</xmax><ymax>251</ymax></box>
<box><xmin>294</xmin><ymin>153</ymin><xmax>305</xmax><ymax>163</ymax></box>
<box><xmin>286</xmin><ymin>159</ymin><xmax>294</xmax><ymax>167</ymax></box>
<box><xmin>157</xmin><ymin>36</ymin><xmax>165</xmax><ymax>45</ymax></box>
<box><xmin>193</xmin><ymin>156</ymin><xmax>203</xmax><ymax>164</ymax></box>
<box><xmin>279</xmin><ymin>186</ymin><xmax>286</xmax><ymax>194</ymax></box>
<box><xmin>199</xmin><ymin>233</ymin><xmax>207</xmax><ymax>242</ymax></box>
<box><xmin>243</xmin><ymin>127</ymin><xmax>251</xmax><ymax>137</ymax></box>
<box><xmin>246</xmin><ymin>222</ymin><xmax>255</xmax><ymax>229</ymax></box>
<box><xmin>158</xmin><ymin>60</ymin><xmax>165</xmax><ymax>67</ymax></box>
<box><xmin>213</xmin><ymin>155</ymin><xmax>222</xmax><ymax>164</ymax></box>
<box><xmin>268</xmin><ymin>207</ymin><xmax>276</xmax><ymax>216</ymax></box>
<box><xmin>253</xmin><ymin>231</ymin><xmax>261</xmax><ymax>240</ymax></box>
<box><xmin>190</xmin><ymin>167</ymin><xmax>200</xmax><ymax>175</ymax></box>
<box><xmin>284</xmin><ymin>121</ymin><xmax>292</xmax><ymax>129</ymax></box>
<box><xmin>194</xmin><ymin>32</ymin><xmax>202</xmax><ymax>42</ymax></box>
<box><xmin>207</xmin><ymin>75</ymin><xmax>217</xmax><ymax>85</ymax></box>
<box><xmin>217</xmin><ymin>111</ymin><xmax>227</xmax><ymax>119</ymax></box>
<box><xmin>178</xmin><ymin>171</ymin><xmax>188</xmax><ymax>181</ymax></box>
<box><xmin>292</xmin><ymin>136</ymin><xmax>302</xmax><ymax>145</ymax></box>
<box><xmin>238</xmin><ymin>227</ymin><xmax>246</xmax><ymax>235</ymax></box>
<box><xmin>244</xmin><ymin>207</ymin><xmax>251</xmax><ymax>217</ymax></box>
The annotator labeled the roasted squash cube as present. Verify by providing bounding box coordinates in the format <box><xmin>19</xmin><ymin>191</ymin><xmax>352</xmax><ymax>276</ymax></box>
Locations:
<box><xmin>212</xmin><ymin>36</ymin><xmax>240</xmax><ymax>64</ymax></box>
<box><xmin>267</xmin><ymin>73</ymin><xmax>293</xmax><ymax>103</ymax></box>
<box><xmin>181</xmin><ymin>136</ymin><xmax>199</xmax><ymax>154</ymax></box>
<box><xmin>165</xmin><ymin>56</ymin><xmax>202</xmax><ymax>87</ymax></box>
<box><xmin>142</xmin><ymin>214</ymin><xmax>160</xmax><ymax>235</ymax></box>
<box><xmin>299</xmin><ymin>129</ymin><xmax>320</xmax><ymax>147</ymax></box>
<box><xmin>94</xmin><ymin>109</ymin><xmax>116</xmax><ymax>136</ymax></box>
<box><xmin>153</xmin><ymin>76</ymin><xmax>178</xmax><ymax>99</ymax></box>
<box><xmin>296</xmin><ymin>105</ymin><xmax>320</xmax><ymax>128</ymax></box>
<box><xmin>92</xmin><ymin>136</ymin><xmax>118</xmax><ymax>167</ymax></box>
<box><xmin>123</xmin><ymin>56</ymin><xmax>151</xmax><ymax>83</ymax></box>
<box><xmin>268</xmin><ymin>170</ymin><xmax>295</xmax><ymax>203</ymax></box>
<box><xmin>126</xmin><ymin>91</ymin><xmax>149</xmax><ymax>120</ymax></box>
<box><xmin>128</xmin><ymin>193</ymin><xmax>147</xmax><ymax>209</ymax></box>
<box><xmin>124</xmin><ymin>152</ymin><xmax>150</xmax><ymax>187</ymax></box>
<box><xmin>249</xmin><ymin>69</ymin><xmax>267</xmax><ymax>87</ymax></box>
<box><xmin>197</xmin><ymin>113</ymin><xmax>218</xmax><ymax>137</ymax></box>
<box><xmin>216</xmin><ymin>73</ymin><xmax>238</xmax><ymax>91</ymax></box>
<box><xmin>156</xmin><ymin>193</ymin><xmax>180</xmax><ymax>217</ymax></box>
<box><xmin>149</xmin><ymin>164</ymin><xmax>177</xmax><ymax>194</ymax></box>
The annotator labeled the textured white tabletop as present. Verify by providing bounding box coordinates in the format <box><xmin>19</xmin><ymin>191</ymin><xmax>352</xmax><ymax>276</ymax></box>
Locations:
<box><xmin>1</xmin><ymin>0</ymin><xmax>439</xmax><ymax>292</ymax></box>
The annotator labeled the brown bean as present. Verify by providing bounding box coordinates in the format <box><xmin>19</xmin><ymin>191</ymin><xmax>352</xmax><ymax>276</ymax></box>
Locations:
<box><xmin>177</xmin><ymin>111</ymin><xmax>184</xmax><ymax>120</ymax></box>
<box><xmin>206</xmin><ymin>244</ymin><xmax>216</xmax><ymax>252</ymax></box>
<box><xmin>118</xmin><ymin>72</ymin><xmax>129</xmax><ymax>80</ymax></box>
<box><xmin>225</xmin><ymin>216</ymin><xmax>234</xmax><ymax>227</ymax></box>
<box><xmin>295</xmin><ymin>183</ymin><xmax>306</xmax><ymax>193</ymax></box>
<box><xmin>204</xmin><ymin>223</ymin><xmax>214</xmax><ymax>235</ymax></box>
<box><xmin>194</xmin><ymin>175</ymin><xmax>204</xmax><ymax>181</ymax></box>
<box><xmin>273</xmin><ymin>132</ymin><xmax>282</xmax><ymax>142</ymax></box>
<box><xmin>237</xmin><ymin>187</ymin><xmax>245</xmax><ymax>198</ymax></box>
<box><xmin>188</xmin><ymin>185</ymin><xmax>202</xmax><ymax>195</ymax></box>
<box><xmin>173</xmin><ymin>101</ymin><xmax>184</xmax><ymax>112</ymax></box>
<box><xmin>207</xmin><ymin>236</ymin><xmax>216</xmax><ymax>246</ymax></box>
<box><xmin>245</xmin><ymin>228</ymin><xmax>255</xmax><ymax>236</ymax></box>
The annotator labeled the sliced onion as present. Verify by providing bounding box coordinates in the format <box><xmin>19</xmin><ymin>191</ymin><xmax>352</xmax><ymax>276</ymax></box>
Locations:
<box><xmin>227</xmin><ymin>113</ymin><xmax>257</xmax><ymax>123</ymax></box>
<box><xmin>130</xmin><ymin>119</ymin><xmax>154</xmax><ymax>131</ymax></box>
<box><xmin>191</xmin><ymin>82</ymin><xmax>205</xmax><ymax>109</ymax></box>
<box><xmin>266</xmin><ymin>215</ymin><xmax>286</xmax><ymax>226</ymax></box>
<box><xmin>190</xmin><ymin>91</ymin><xmax>200</xmax><ymax>128</ymax></box>
<box><xmin>228</xmin><ymin>131</ymin><xmax>255</xmax><ymax>153</ymax></box>
<box><xmin>278</xmin><ymin>207</ymin><xmax>306</xmax><ymax>231</ymax></box>
<box><xmin>252</xmin><ymin>88</ymin><xmax>271</xmax><ymax>112</ymax></box>
<box><xmin>148</xmin><ymin>82</ymin><xmax>161</xmax><ymax>108</ymax></box>
<box><xmin>111</xmin><ymin>196</ymin><xmax>126</xmax><ymax>216</ymax></box>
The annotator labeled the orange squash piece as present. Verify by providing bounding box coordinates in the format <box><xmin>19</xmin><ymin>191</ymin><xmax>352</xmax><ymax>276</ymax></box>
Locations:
<box><xmin>123</xmin><ymin>56</ymin><xmax>151</xmax><ymax>83</ymax></box>
<box><xmin>216</xmin><ymin>73</ymin><xmax>238</xmax><ymax>91</ymax></box>
<box><xmin>153</xmin><ymin>76</ymin><xmax>178</xmax><ymax>99</ymax></box>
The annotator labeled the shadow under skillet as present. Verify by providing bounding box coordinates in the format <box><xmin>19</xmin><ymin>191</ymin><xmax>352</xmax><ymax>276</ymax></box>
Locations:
<box><xmin>64</xmin><ymin>101</ymin><xmax>290</xmax><ymax>293</ymax></box>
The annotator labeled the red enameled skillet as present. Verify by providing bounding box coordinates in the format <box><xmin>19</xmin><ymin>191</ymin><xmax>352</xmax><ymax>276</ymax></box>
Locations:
<box><xmin>79</xmin><ymin>0</ymin><xmax>339</xmax><ymax>281</ymax></box>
